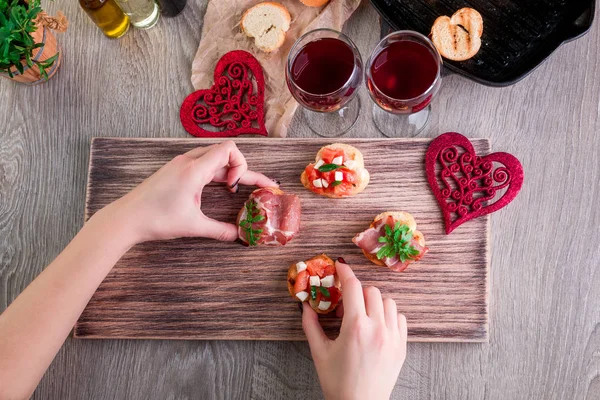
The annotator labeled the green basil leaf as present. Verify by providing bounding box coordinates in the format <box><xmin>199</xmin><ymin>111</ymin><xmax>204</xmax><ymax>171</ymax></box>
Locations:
<box><xmin>310</xmin><ymin>286</ymin><xmax>317</xmax><ymax>300</ymax></box>
<box><xmin>331</xmin><ymin>180</ymin><xmax>343</xmax><ymax>187</ymax></box>
<box><xmin>318</xmin><ymin>163</ymin><xmax>342</xmax><ymax>172</ymax></box>
<box><xmin>319</xmin><ymin>286</ymin><xmax>330</xmax><ymax>297</ymax></box>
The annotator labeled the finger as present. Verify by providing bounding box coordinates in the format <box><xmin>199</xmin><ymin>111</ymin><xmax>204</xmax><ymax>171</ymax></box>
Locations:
<box><xmin>212</xmin><ymin>169</ymin><xmax>279</xmax><ymax>189</ymax></box>
<box><xmin>383</xmin><ymin>297</ymin><xmax>398</xmax><ymax>329</ymax></box>
<box><xmin>302</xmin><ymin>303</ymin><xmax>330</xmax><ymax>354</ymax></box>
<box><xmin>195</xmin><ymin>216</ymin><xmax>238</xmax><ymax>241</ymax></box>
<box><xmin>363</xmin><ymin>286</ymin><xmax>384</xmax><ymax>320</ymax></box>
<box><xmin>335</xmin><ymin>260</ymin><xmax>366</xmax><ymax>318</ymax></box>
<box><xmin>183</xmin><ymin>144</ymin><xmax>215</xmax><ymax>159</ymax></box>
<box><xmin>193</xmin><ymin>141</ymin><xmax>248</xmax><ymax>189</ymax></box>
<box><xmin>398</xmin><ymin>313</ymin><xmax>408</xmax><ymax>341</ymax></box>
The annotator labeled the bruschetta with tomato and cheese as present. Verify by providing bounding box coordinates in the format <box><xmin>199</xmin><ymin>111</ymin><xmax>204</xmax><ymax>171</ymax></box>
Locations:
<box><xmin>301</xmin><ymin>143</ymin><xmax>370</xmax><ymax>198</ymax></box>
<box><xmin>287</xmin><ymin>254</ymin><xmax>342</xmax><ymax>314</ymax></box>
<box><xmin>237</xmin><ymin>187</ymin><xmax>301</xmax><ymax>246</ymax></box>
<box><xmin>353</xmin><ymin>212</ymin><xmax>428</xmax><ymax>272</ymax></box>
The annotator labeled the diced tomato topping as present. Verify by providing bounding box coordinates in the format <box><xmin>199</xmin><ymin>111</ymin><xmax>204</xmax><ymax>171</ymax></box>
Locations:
<box><xmin>307</xmin><ymin>257</ymin><xmax>330</xmax><ymax>277</ymax></box>
<box><xmin>304</xmin><ymin>150</ymin><xmax>359</xmax><ymax>196</ymax></box>
<box><xmin>294</xmin><ymin>270</ymin><xmax>309</xmax><ymax>294</ymax></box>
<box><xmin>320</xmin><ymin>148</ymin><xmax>345</xmax><ymax>164</ymax></box>
<box><xmin>344</xmin><ymin>169</ymin><xmax>358</xmax><ymax>184</ymax></box>
<box><xmin>326</xmin><ymin>287</ymin><xmax>341</xmax><ymax>304</ymax></box>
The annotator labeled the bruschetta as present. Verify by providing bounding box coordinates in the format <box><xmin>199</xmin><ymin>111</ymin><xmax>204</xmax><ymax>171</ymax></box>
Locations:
<box><xmin>300</xmin><ymin>143</ymin><xmax>370</xmax><ymax>198</ymax></box>
<box><xmin>287</xmin><ymin>254</ymin><xmax>342</xmax><ymax>314</ymax></box>
<box><xmin>237</xmin><ymin>187</ymin><xmax>301</xmax><ymax>246</ymax></box>
<box><xmin>353</xmin><ymin>212</ymin><xmax>428</xmax><ymax>272</ymax></box>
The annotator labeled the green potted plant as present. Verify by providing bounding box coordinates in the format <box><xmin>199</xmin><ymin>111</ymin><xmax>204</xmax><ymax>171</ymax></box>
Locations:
<box><xmin>0</xmin><ymin>0</ymin><xmax>67</xmax><ymax>84</ymax></box>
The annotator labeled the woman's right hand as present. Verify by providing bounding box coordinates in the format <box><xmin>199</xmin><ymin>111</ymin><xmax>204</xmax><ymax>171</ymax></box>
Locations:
<box><xmin>302</xmin><ymin>259</ymin><xmax>407</xmax><ymax>400</ymax></box>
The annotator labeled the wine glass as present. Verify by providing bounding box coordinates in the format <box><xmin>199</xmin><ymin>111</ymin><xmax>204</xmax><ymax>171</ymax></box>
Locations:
<box><xmin>365</xmin><ymin>31</ymin><xmax>442</xmax><ymax>137</ymax></box>
<box><xmin>286</xmin><ymin>29</ymin><xmax>363</xmax><ymax>137</ymax></box>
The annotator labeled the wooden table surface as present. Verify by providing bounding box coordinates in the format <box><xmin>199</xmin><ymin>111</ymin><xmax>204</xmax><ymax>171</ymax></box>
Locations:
<box><xmin>0</xmin><ymin>1</ymin><xmax>598</xmax><ymax>399</ymax></box>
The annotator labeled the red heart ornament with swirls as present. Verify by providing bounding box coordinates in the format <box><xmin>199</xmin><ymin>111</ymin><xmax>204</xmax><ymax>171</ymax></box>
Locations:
<box><xmin>425</xmin><ymin>132</ymin><xmax>524</xmax><ymax>234</ymax></box>
<box><xmin>180</xmin><ymin>50</ymin><xmax>268</xmax><ymax>137</ymax></box>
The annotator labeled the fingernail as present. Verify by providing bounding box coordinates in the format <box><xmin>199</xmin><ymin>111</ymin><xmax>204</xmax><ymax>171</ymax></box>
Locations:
<box><xmin>229</xmin><ymin>178</ymin><xmax>240</xmax><ymax>188</ymax></box>
<box><xmin>297</xmin><ymin>302</ymin><xmax>304</xmax><ymax>314</ymax></box>
<box><xmin>337</xmin><ymin>257</ymin><xmax>347</xmax><ymax>264</ymax></box>
<box><xmin>272</xmin><ymin>179</ymin><xmax>281</xmax><ymax>185</ymax></box>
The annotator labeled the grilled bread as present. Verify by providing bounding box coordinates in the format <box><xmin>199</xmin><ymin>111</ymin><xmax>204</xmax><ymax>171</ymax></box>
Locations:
<box><xmin>241</xmin><ymin>2</ymin><xmax>291</xmax><ymax>53</ymax></box>
<box><xmin>431</xmin><ymin>8</ymin><xmax>483</xmax><ymax>61</ymax></box>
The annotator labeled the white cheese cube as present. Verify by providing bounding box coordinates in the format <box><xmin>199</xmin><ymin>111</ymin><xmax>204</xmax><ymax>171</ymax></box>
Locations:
<box><xmin>314</xmin><ymin>159</ymin><xmax>324</xmax><ymax>169</ymax></box>
<box><xmin>332</xmin><ymin>156</ymin><xmax>343</xmax><ymax>165</ymax></box>
<box><xmin>320</xmin><ymin>275</ymin><xmax>335</xmax><ymax>288</ymax></box>
<box><xmin>296</xmin><ymin>261</ymin><xmax>308</xmax><ymax>273</ymax></box>
<box><xmin>318</xmin><ymin>300</ymin><xmax>332</xmax><ymax>311</ymax></box>
<box><xmin>321</xmin><ymin>179</ymin><xmax>329</xmax><ymax>188</ymax></box>
<box><xmin>343</xmin><ymin>159</ymin><xmax>357</xmax><ymax>170</ymax></box>
<box><xmin>312</xmin><ymin>179</ymin><xmax>323</xmax><ymax>188</ymax></box>
<box><xmin>334</xmin><ymin>171</ymin><xmax>343</xmax><ymax>182</ymax></box>
<box><xmin>309</xmin><ymin>275</ymin><xmax>321</xmax><ymax>287</ymax></box>
<box><xmin>296</xmin><ymin>291</ymin><xmax>309</xmax><ymax>302</ymax></box>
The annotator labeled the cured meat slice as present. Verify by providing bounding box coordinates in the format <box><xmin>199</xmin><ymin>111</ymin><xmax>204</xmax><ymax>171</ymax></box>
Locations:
<box><xmin>237</xmin><ymin>188</ymin><xmax>301</xmax><ymax>246</ymax></box>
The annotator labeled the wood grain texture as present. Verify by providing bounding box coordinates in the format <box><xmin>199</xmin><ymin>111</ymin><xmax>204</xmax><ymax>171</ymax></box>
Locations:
<box><xmin>76</xmin><ymin>138</ymin><xmax>490</xmax><ymax>342</ymax></box>
<box><xmin>0</xmin><ymin>0</ymin><xmax>599</xmax><ymax>399</ymax></box>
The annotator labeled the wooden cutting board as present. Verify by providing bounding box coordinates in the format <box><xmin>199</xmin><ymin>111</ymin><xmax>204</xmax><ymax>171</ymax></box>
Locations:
<box><xmin>75</xmin><ymin>138</ymin><xmax>490</xmax><ymax>342</ymax></box>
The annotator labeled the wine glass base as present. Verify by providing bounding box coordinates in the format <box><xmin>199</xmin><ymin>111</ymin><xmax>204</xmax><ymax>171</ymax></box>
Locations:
<box><xmin>372</xmin><ymin>104</ymin><xmax>431</xmax><ymax>138</ymax></box>
<box><xmin>302</xmin><ymin>97</ymin><xmax>361</xmax><ymax>137</ymax></box>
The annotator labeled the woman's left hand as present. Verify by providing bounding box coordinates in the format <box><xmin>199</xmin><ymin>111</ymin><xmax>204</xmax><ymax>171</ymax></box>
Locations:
<box><xmin>101</xmin><ymin>140</ymin><xmax>277</xmax><ymax>245</ymax></box>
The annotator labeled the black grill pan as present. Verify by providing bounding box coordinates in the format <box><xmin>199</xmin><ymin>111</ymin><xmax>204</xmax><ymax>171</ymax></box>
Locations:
<box><xmin>371</xmin><ymin>0</ymin><xmax>596</xmax><ymax>86</ymax></box>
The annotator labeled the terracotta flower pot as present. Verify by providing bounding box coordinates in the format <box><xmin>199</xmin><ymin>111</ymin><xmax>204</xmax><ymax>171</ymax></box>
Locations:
<box><xmin>1</xmin><ymin>24</ymin><xmax>62</xmax><ymax>85</ymax></box>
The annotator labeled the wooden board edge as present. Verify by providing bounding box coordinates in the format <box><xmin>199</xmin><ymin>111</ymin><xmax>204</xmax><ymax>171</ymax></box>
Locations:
<box><xmin>84</xmin><ymin>137</ymin><xmax>97</xmax><ymax>223</ymax></box>
<box><xmin>71</xmin><ymin>333</ymin><xmax>489</xmax><ymax>343</ymax></box>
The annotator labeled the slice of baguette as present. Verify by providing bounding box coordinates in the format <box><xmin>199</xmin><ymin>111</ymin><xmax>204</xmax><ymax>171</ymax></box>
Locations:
<box><xmin>299</xmin><ymin>0</ymin><xmax>330</xmax><ymax>7</ymax></box>
<box><xmin>431</xmin><ymin>8</ymin><xmax>483</xmax><ymax>61</ymax></box>
<box><xmin>361</xmin><ymin>212</ymin><xmax>426</xmax><ymax>267</ymax></box>
<box><xmin>241</xmin><ymin>2</ymin><xmax>291</xmax><ymax>53</ymax></box>
<box><xmin>300</xmin><ymin>143</ymin><xmax>370</xmax><ymax>199</ymax></box>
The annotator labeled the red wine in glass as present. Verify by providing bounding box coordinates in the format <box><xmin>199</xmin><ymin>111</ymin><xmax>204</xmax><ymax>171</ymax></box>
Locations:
<box><xmin>287</xmin><ymin>36</ymin><xmax>362</xmax><ymax>113</ymax></box>
<box><xmin>366</xmin><ymin>33</ymin><xmax>442</xmax><ymax>116</ymax></box>
<box><xmin>371</xmin><ymin>40</ymin><xmax>438</xmax><ymax>101</ymax></box>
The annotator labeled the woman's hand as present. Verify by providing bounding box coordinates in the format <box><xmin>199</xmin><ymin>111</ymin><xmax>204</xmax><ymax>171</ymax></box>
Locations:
<box><xmin>101</xmin><ymin>140</ymin><xmax>276</xmax><ymax>244</ymax></box>
<box><xmin>302</xmin><ymin>259</ymin><xmax>407</xmax><ymax>400</ymax></box>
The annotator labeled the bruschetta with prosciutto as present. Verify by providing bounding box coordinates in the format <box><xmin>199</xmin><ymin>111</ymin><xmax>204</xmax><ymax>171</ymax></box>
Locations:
<box><xmin>353</xmin><ymin>212</ymin><xmax>428</xmax><ymax>272</ymax></box>
<box><xmin>237</xmin><ymin>187</ymin><xmax>301</xmax><ymax>246</ymax></box>
<box><xmin>301</xmin><ymin>143</ymin><xmax>370</xmax><ymax>198</ymax></box>
<box><xmin>287</xmin><ymin>254</ymin><xmax>342</xmax><ymax>314</ymax></box>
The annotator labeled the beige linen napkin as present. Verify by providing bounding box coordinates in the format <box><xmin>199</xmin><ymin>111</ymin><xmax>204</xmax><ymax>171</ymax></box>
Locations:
<box><xmin>190</xmin><ymin>0</ymin><xmax>361</xmax><ymax>137</ymax></box>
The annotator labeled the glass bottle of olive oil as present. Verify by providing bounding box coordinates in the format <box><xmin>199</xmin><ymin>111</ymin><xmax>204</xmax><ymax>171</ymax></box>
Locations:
<box><xmin>80</xmin><ymin>0</ymin><xmax>130</xmax><ymax>39</ymax></box>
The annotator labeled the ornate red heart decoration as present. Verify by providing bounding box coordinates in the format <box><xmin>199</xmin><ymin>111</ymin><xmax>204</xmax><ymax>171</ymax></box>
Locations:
<box><xmin>180</xmin><ymin>50</ymin><xmax>268</xmax><ymax>138</ymax></box>
<box><xmin>425</xmin><ymin>132</ymin><xmax>524</xmax><ymax>234</ymax></box>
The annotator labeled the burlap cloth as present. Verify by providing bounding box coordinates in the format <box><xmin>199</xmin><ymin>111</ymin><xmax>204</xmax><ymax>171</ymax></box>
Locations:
<box><xmin>190</xmin><ymin>0</ymin><xmax>361</xmax><ymax>137</ymax></box>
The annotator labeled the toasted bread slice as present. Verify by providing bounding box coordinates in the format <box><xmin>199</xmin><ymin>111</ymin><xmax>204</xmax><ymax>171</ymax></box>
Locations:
<box><xmin>241</xmin><ymin>2</ymin><xmax>291</xmax><ymax>53</ymax></box>
<box><xmin>360</xmin><ymin>212</ymin><xmax>426</xmax><ymax>267</ymax></box>
<box><xmin>431</xmin><ymin>8</ymin><xmax>483</xmax><ymax>61</ymax></box>
<box><xmin>300</xmin><ymin>143</ymin><xmax>370</xmax><ymax>199</ymax></box>
<box><xmin>299</xmin><ymin>0</ymin><xmax>330</xmax><ymax>7</ymax></box>
<box><xmin>287</xmin><ymin>254</ymin><xmax>341</xmax><ymax>314</ymax></box>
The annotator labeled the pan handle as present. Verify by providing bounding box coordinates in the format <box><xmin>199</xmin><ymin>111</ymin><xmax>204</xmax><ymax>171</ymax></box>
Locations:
<box><xmin>563</xmin><ymin>2</ymin><xmax>595</xmax><ymax>42</ymax></box>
